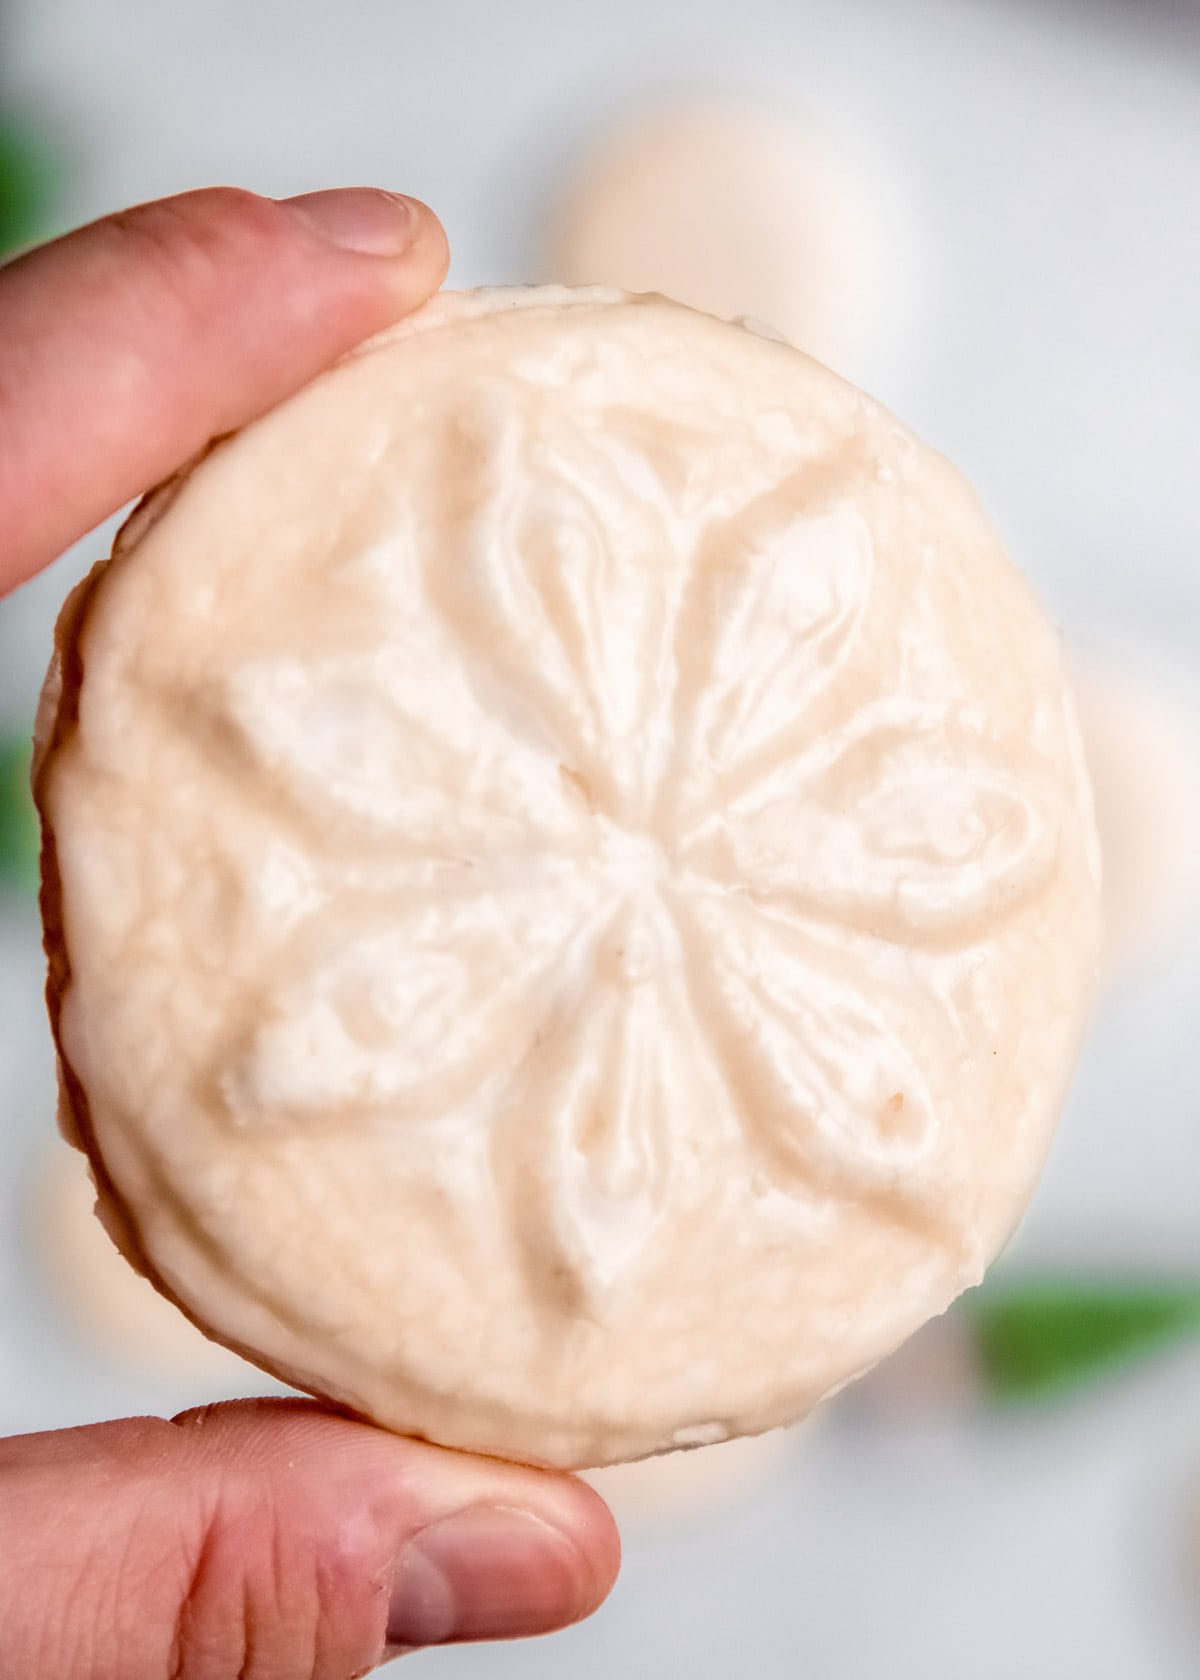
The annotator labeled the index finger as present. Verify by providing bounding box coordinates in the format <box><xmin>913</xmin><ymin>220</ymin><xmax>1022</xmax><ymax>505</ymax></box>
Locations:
<box><xmin>0</xmin><ymin>186</ymin><xmax>449</xmax><ymax>593</ymax></box>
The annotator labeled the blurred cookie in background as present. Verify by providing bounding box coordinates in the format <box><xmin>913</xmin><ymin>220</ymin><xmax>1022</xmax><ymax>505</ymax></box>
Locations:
<box><xmin>1070</xmin><ymin>654</ymin><xmax>1200</xmax><ymax>980</ymax></box>
<box><xmin>543</xmin><ymin>96</ymin><xmax>914</xmax><ymax>382</ymax></box>
<box><xmin>29</xmin><ymin>1141</ymin><xmax>255</xmax><ymax>1383</ymax></box>
<box><xmin>582</xmin><ymin>1426</ymin><xmax>802</xmax><ymax>1531</ymax></box>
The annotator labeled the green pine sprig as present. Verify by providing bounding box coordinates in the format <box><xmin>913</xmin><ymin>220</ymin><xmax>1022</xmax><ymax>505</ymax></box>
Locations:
<box><xmin>963</xmin><ymin>1279</ymin><xmax>1200</xmax><ymax>1403</ymax></box>
<box><xmin>0</xmin><ymin>736</ymin><xmax>39</xmax><ymax>896</ymax></box>
<box><xmin>0</xmin><ymin>115</ymin><xmax>59</xmax><ymax>255</ymax></box>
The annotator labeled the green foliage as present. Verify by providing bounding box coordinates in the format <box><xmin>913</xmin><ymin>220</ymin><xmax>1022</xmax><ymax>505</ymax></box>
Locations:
<box><xmin>0</xmin><ymin>116</ymin><xmax>57</xmax><ymax>254</ymax></box>
<box><xmin>0</xmin><ymin>736</ymin><xmax>39</xmax><ymax>896</ymax></box>
<box><xmin>965</xmin><ymin>1279</ymin><xmax>1200</xmax><ymax>1402</ymax></box>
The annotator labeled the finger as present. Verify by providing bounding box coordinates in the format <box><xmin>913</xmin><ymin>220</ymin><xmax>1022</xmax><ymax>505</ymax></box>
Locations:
<box><xmin>0</xmin><ymin>186</ymin><xmax>449</xmax><ymax>593</ymax></box>
<box><xmin>0</xmin><ymin>1397</ymin><xmax>620</xmax><ymax>1679</ymax></box>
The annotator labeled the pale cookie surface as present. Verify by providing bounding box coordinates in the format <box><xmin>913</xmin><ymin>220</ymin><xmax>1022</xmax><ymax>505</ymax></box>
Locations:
<box><xmin>37</xmin><ymin>288</ymin><xmax>1101</xmax><ymax>1468</ymax></box>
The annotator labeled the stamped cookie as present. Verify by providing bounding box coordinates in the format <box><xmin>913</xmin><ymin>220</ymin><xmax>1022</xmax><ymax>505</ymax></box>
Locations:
<box><xmin>35</xmin><ymin>288</ymin><xmax>1102</xmax><ymax>1467</ymax></box>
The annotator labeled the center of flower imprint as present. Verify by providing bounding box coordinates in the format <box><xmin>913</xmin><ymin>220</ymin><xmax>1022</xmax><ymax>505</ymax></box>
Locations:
<box><xmin>594</xmin><ymin>816</ymin><xmax>670</xmax><ymax>892</ymax></box>
<box><xmin>212</xmin><ymin>406</ymin><xmax>1065</xmax><ymax>1308</ymax></box>
<box><xmin>591</xmin><ymin>817</ymin><xmax>676</xmax><ymax>987</ymax></box>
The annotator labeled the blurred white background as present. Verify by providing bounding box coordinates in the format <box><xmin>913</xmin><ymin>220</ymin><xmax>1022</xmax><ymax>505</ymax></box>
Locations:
<box><xmin>2</xmin><ymin>0</ymin><xmax>1199</xmax><ymax>1674</ymax></box>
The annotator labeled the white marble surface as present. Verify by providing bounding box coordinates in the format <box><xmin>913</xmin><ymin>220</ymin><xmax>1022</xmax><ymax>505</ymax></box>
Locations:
<box><xmin>1</xmin><ymin>0</ymin><xmax>1199</xmax><ymax>1673</ymax></box>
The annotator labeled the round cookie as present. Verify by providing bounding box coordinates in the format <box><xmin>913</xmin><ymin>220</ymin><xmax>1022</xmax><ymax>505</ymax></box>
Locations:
<box><xmin>35</xmin><ymin>287</ymin><xmax>1102</xmax><ymax>1468</ymax></box>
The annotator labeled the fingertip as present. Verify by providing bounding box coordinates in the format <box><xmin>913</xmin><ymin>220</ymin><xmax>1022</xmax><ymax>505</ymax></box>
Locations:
<box><xmin>172</xmin><ymin>1399</ymin><xmax>622</xmax><ymax>1617</ymax></box>
<box><xmin>386</xmin><ymin>1500</ymin><xmax>613</xmax><ymax>1651</ymax></box>
<box><xmin>384</xmin><ymin>191</ymin><xmax>451</xmax><ymax>307</ymax></box>
<box><xmin>279</xmin><ymin>186</ymin><xmax>450</xmax><ymax>299</ymax></box>
<box><xmin>562</xmin><ymin>1474</ymin><xmax>623</xmax><ymax>1621</ymax></box>
<box><xmin>387</xmin><ymin>1441</ymin><xmax>623</xmax><ymax>1642</ymax></box>
<box><xmin>544</xmin><ymin>1464</ymin><xmax>623</xmax><ymax>1599</ymax></box>
<box><xmin>0</xmin><ymin>183</ymin><xmax>451</xmax><ymax>586</ymax></box>
<box><xmin>172</xmin><ymin>1399</ymin><xmax>622</xmax><ymax>1653</ymax></box>
<box><xmin>403</xmin><ymin>192</ymin><xmax>452</xmax><ymax>291</ymax></box>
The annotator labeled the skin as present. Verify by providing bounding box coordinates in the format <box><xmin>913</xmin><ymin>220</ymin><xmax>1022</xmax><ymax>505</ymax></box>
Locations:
<box><xmin>0</xmin><ymin>187</ymin><xmax>620</xmax><ymax>1678</ymax></box>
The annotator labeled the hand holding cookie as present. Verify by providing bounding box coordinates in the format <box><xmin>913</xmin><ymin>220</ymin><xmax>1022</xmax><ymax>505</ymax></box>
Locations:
<box><xmin>4</xmin><ymin>174</ymin><xmax>1101</xmax><ymax>1680</ymax></box>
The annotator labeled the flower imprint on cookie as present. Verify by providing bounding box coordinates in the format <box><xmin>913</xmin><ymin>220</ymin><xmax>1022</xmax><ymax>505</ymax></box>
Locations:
<box><xmin>213</xmin><ymin>400</ymin><xmax>1062</xmax><ymax>1308</ymax></box>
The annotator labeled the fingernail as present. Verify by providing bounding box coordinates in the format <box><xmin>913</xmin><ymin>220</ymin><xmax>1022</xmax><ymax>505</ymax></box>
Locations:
<box><xmin>386</xmin><ymin>1505</ymin><xmax>595</xmax><ymax>1649</ymax></box>
<box><xmin>282</xmin><ymin>187</ymin><xmax>418</xmax><ymax>256</ymax></box>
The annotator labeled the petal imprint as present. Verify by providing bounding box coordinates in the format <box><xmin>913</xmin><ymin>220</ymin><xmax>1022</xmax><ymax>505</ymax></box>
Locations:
<box><xmin>687</xmin><ymin>716</ymin><xmax>1060</xmax><ymax>946</ymax></box>
<box><xmin>221</xmin><ymin>872</ymin><xmax>597</xmax><ymax>1126</ymax></box>
<box><xmin>497</xmin><ymin>901</ymin><xmax>694</xmax><ymax>1311</ymax></box>
<box><xmin>420</xmin><ymin>399</ymin><xmax>692</xmax><ymax>825</ymax></box>
<box><xmin>674</xmin><ymin>893</ymin><xmax>952</xmax><ymax>1226</ymax></box>
<box><xmin>665</xmin><ymin>466</ymin><xmax>873</xmax><ymax>826</ymax></box>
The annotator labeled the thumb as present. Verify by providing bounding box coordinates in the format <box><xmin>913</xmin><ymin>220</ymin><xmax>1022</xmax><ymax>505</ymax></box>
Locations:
<box><xmin>0</xmin><ymin>185</ymin><xmax>449</xmax><ymax>593</ymax></box>
<box><xmin>0</xmin><ymin>1398</ymin><xmax>619</xmax><ymax>1679</ymax></box>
